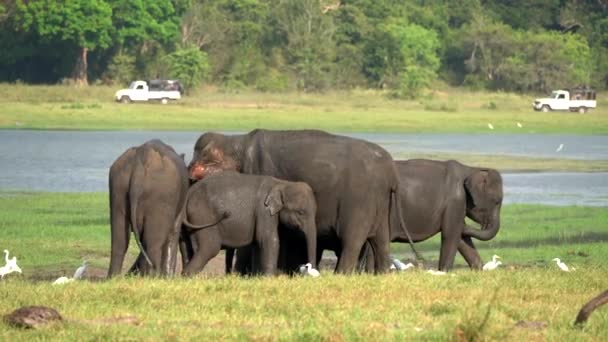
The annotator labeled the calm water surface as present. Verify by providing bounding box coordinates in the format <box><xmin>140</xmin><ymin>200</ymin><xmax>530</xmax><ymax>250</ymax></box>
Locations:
<box><xmin>1</xmin><ymin>130</ymin><xmax>606</xmax><ymax>206</ymax></box>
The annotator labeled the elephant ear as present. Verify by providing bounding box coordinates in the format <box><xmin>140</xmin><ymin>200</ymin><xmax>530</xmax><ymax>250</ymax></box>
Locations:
<box><xmin>264</xmin><ymin>186</ymin><xmax>284</xmax><ymax>216</ymax></box>
<box><xmin>464</xmin><ymin>170</ymin><xmax>488</xmax><ymax>207</ymax></box>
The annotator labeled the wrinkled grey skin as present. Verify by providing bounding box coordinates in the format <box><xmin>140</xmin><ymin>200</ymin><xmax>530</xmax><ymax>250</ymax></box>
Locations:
<box><xmin>188</xmin><ymin>129</ymin><xmax>406</xmax><ymax>274</ymax></box>
<box><xmin>363</xmin><ymin>159</ymin><xmax>503</xmax><ymax>272</ymax></box>
<box><xmin>181</xmin><ymin>171</ymin><xmax>317</xmax><ymax>276</ymax></box>
<box><xmin>107</xmin><ymin>140</ymin><xmax>189</xmax><ymax>277</ymax></box>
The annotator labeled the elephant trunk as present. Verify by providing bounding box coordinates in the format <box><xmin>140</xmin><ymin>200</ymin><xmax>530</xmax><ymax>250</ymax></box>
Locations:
<box><xmin>464</xmin><ymin>206</ymin><xmax>501</xmax><ymax>241</ymax></box>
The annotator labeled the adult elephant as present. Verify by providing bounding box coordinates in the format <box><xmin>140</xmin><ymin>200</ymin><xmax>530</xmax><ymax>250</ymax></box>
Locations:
<box><xmin>188</xmin><ymin>129</ymin><xmax>411</xmax><ymax>273</ymax></box>
<box><xmin>108</xmin><ymin>139</ymin><xmax>189</xmax><ymax>277</ymax></box>
<box><xmin>363</xmin><ymin>159</ymin><xmax>503</xmax><ymax>272</ymax></box>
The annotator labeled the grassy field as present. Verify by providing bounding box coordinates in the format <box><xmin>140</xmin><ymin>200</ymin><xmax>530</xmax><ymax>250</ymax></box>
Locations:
<box><xmin>0</xmin><ymin>192</ymin><xmax>606</xmax><ymax>339</ymax></box>
<box><xmin>1</xmin><ymin>83</ymin><xmax>607</xmax><ymax>134</ymax></box>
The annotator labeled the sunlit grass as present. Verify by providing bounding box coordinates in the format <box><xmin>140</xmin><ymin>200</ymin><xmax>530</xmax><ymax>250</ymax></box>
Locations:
<box><xmin>1</xmin><ymin>192</ymin><xmax>607</xmax><ymax>339</ymax></box>
<box><xmin>1</xmin><ymin>84</ymin><xmax>607</xmax><ymax>134</ymax></box>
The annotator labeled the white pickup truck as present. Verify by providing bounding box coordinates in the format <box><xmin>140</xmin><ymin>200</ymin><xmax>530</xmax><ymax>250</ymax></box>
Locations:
<box><xmin>115</xmin><ymin>80</ymin><xmax>182</xmax><ymax>104</ymax></box>
<box><xmin>533</xmin><ymin>88</ymin><xmax>597</xmax><ymax>113</ymax></box>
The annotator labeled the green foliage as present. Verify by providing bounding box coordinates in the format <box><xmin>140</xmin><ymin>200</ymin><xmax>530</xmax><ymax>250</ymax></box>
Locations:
<box><xmin>103</xmin><ymin>53</ymin><xmax>136</xmax><ymax>85</ymax></box>
<box><xmin>273</xmin><ymin>0</ymin><xmax>336</xmax><ymax>91</ymax></box>
<box><xmin>385</xmin><ymin>22</ymin><xmax>440</xmax><ymax>98</ymax></box>
<box><xmin>109</xmin><ymin>0</ymin><xmax>180</xmax><ymax>48</ymax></box>
<box><xmin>1</xmin><ymin>0</ymin><xmax>608</xmax><ymax>90</ymax></box>
<box><xmin>16</xmin><ymin>0</ymin><xmax>113</xmax><ymax>50</ymax></box>
<box><xmin>164</xmin><ymin>46</ymin><xmax>210</xmax><ymax>92</ymax></box>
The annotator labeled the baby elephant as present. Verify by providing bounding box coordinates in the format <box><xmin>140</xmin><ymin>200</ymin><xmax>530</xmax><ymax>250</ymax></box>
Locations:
<box><xmin>108</xmin><ymin>139</ymin><xmax>188</xmax><ymax>277</ymax></box>
<box><xmin>182</xmin><ymin>171</ymin><xmax>317</xmax><ymax>276</ymax></box>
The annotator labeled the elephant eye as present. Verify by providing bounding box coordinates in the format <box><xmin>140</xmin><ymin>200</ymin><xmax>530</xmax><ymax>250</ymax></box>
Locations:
<box><xmin>298</xmin><ymin>210</ymin><xmax>306</xmax><ymax>216</ymax></box>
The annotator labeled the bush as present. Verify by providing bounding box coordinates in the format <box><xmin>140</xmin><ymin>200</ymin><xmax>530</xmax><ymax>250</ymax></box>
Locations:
<box><xmin>103</xmin><ymin>53</ymin><xmax>136</xmax><ymax>86</ymax></box>
<box><xmin>164</xmin><ymin>47</ymin><xmax>211</xmax><ymax>93</ymax></box>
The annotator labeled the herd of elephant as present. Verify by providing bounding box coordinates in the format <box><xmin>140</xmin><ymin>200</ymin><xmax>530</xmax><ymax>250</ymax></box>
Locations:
<box><xmin>107</xmin><ymin>129</ymin><xmax>503</xmax><ymax>278</ymax></box>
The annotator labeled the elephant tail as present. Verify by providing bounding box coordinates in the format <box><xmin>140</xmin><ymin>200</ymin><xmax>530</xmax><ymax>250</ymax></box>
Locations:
<box><xmin>391</xmin><ymin>189</ymin><xmax>425</xmax><ymax>263</ymax></box>
<box><xmin>128</xmin><ymin>161</ymin><xmax>154</xmax><ymax>268</ymax></box>
<box><xmin>183</xmin><ymin>211</ymin><xmax>230</xmax><ymax>230</ymax></box>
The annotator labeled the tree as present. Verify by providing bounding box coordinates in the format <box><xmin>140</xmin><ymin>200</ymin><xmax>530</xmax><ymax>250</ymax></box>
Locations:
<box><xmin>384</xmin><ymin>21</ymin><xmax>441</xmax><ymax>98</ymax></box>
<box><xmin>16</xmin><ymin>0</ymin><xmax>113</xmax><ymax>85</ymax></box>
<box><xmin>273</xmin><ymin>0</ymin><xmax>336</xmax><ymax>91</ymax></box>
<box><xmin>164</xmin><ymin>46</ymin><xmax>211</xmax><ymax>92</ymax></box>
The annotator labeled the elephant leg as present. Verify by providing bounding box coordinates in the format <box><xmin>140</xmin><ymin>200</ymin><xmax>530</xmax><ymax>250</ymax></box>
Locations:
<box><xmin>225</xmin><ymin>248</ymin><xmax>235</xmax><ymax>274</ymax></box>
<box><xmin>358</xmin><ymin>242</ymin><xmax>375</xmax><ymax>273</ymax></box>
<box><xmin>126</xmin><ymin>254</ymin><xmax>141</xmax><ymax>275</ymax></box>
<box><xmin>140</xmin><ymin>212</ymin><xmax>172</xmax><ymax>276</ymax></box>
<box><xmin>458</xmin><ymin>236</ymin><xmax>482</xmax><ymax>270</ymax></box>
<box><xmin>234</xmin><ymin>246</ymin><xmax>256</xmax><ymax>275</ymax></box>
<box><xmin>179</xmin><ymin>230</ymin><xmax>193</xmax><ymax>272</ymax></box>
<box><xmin>183</xmin><ymin>231</ymin><xmax>221</xmax><ymax>276</ymax></box>
<box><xmin>162</xmin><ymin>231</ymin><xmax>180</xmax><ymax>277</ymax></box>
<box><xmin>368</xmin><ymin>216</ymin><xmax>391</xmax><ymax>274</ymax></box>
<box><xmin>438</xmin><ymin>234</ymin><xmax>459</xmax><ymax>271</ymax></box>
<box><xmin>108</xmin><ymin>205</ymin><xmax>129</xmax><ymax>278</ymax></box>
<box><xmin>438</xmin><ymin>222</ymin><xmax>461</xmax><ymax>271</ymax></box>
<box><xmin>336</xmin><ymin>237</ymin><xmax>366</xmax><ymax>274</ymax></box>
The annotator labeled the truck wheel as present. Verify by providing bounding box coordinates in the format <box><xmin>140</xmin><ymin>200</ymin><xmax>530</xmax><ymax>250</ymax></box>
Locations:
<box><xmin>578</xmin><ymin>107</ymin><xmax>587</xmax><ymax>114</ymax></box>
<box><xmin>120</xmin><ymin>96</ymin><xmax>131</xmax><ymax>104</ymax></box>
<box><xmin>161</xmin><ymin>98</ymin><xmax>169</xmax><ymax>105</ymax></box>
<box><xmin>541</xmin><ymin>105</ymin><xmax>550</xmax><ymax>113</ymax></box>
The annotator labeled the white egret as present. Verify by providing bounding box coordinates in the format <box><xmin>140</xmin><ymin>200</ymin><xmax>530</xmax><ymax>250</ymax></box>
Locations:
<box><xmin>517</xmin><ymin>122</ymin><xmax>523</xmax><ymax>128</ymax></box>
<box><xmin>299</xmin><ymin>263</ymin><xmax>320</xmax><ymax>277</ymax></box>
<box><xmin>52</xmin><ymin>276</ymin><xmax>74</xmax><ymax>285</ymax></box>
<box><xmin>488</xmin><ymin>123</ymin><xmax>494</xmax><ymax>130</ymax></box>
<box><xmin>553</xmin><ymin>258</ymin><xmax>570</xmax><ymax>272</ymax></box>
<box><xmin>73</xmin><ymin>260</ymin><xmax>88</xmax><ymax>280</ymax></box>
<box><xmin>391</xmin><ymin>258</ymin><xmax>414</xmax><ymax>271</ymax></box>
<box><xmin>483</xmin><ymin>255</ymin><xmax>502</xmax><ymax>271</ymax></box>
<box><xmin>556</xmin><ymin>144</ymin><xmax>564</xmax><ymax>152</ymax></box>
<box><xmin>0</xmin><ymin>253</ymin><xmax>22</xmax><ymax>278</ymax></box>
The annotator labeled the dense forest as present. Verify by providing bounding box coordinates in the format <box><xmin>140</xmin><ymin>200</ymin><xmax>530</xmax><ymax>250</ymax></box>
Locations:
<box><xmin>0</xmin><ymin>0</ymin><xmax>606</xmax><ymax>95</ymax></box>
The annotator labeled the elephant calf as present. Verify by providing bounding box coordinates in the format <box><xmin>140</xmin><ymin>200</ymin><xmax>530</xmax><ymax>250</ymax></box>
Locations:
<box><xmin>108</xmin><ymin>139</ymin><xmax>189</xmax><ymax>277</ymax></box>
<box><xmin>182</xmin><ymin>171</ymin><xmax>317</xmax><ymax>276</ymax></box>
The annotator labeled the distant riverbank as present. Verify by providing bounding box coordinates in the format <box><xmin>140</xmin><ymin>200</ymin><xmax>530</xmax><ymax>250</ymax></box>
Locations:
<box><xmin>1</xmin><ymin>84</ymin><xmax>607</xmax><ymax>134</ymax></box>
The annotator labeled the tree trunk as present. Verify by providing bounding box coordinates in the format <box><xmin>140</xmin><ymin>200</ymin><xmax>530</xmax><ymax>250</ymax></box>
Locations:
<box><xmin>72</xmin><ymin>47</ymin><xmax>88</xmax><ymax>86</ymax></box>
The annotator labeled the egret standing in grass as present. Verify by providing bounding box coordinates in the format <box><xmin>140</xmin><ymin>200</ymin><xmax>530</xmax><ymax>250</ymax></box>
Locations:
<box><xmin>0</xmin><ymin>250</ymin><xmax>22</xmax><ymax>278</ymax></box>
<box><xmin>483</xmin><ymin>255</ymin><xmax>502</xmax><ymax>271</ymax></box>
<box><xmin>553</xmin><ymin>258</ymin><xmax>571</xmax><ymax>272</ymax></box>
<box><xmin>73</xmin><ymin>260</ymin><xmax>88</xmax><ymax>280</ymax></box>
<box><xmin>299</xmin><ymin>263</ymin><xmax>320</xmax><ymax>277</ymax></box>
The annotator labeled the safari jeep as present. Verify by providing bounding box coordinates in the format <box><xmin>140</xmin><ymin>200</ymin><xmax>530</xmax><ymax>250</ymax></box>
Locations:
<box><xmin>533</xmin><ymin>86</ymin><xmax>597</xmax><ymax>113</ymax></box>
<box><xmin>115</xmin><ymin>80</ymin><xmax>182</xmax><ymax>104</ymax></box>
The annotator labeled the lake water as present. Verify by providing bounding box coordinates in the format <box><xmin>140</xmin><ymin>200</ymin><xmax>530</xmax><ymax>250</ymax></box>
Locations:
<box><xmin>0</xmin><ymin>130</ymin><xmax>606</xmax><ymax>206</ymax></box>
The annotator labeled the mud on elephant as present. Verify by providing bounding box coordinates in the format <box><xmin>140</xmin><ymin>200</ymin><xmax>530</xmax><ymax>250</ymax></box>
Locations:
<box><xmin>107</xmin><ymin>139</ymin><xmax>189</xmax><ymax>277</ymax></box>
<box><xmin>187</xmin><ymin>129</ymin><xmax>411</xmax><ymax>274</ymax></box>
<box><xmin>181</xmin><ymin>171</ymin><xmax>317</xmax><ymax>276</ymax></box>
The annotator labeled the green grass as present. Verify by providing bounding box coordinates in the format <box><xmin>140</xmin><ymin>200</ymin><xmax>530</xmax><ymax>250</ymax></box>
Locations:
<box><xmin>1</xmin><ymin>83</ymin><xmax>608</xmax><ymax>133</ymax></box>
<box><xmin>0</xmin><ymin>192</ymin><xmax>607</xmax><ymax>339</ymax></box>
